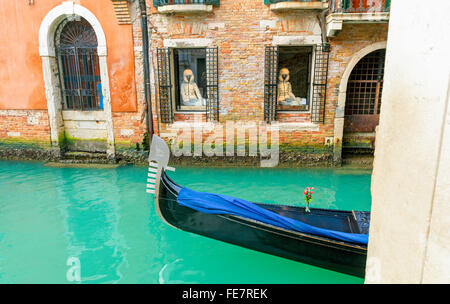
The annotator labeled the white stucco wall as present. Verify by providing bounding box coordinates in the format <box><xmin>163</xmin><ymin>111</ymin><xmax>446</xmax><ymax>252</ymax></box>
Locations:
<box><xmin>365</xmin><ymin>0</ymin><xmax>450</xmax><ymax>283</ymax></box>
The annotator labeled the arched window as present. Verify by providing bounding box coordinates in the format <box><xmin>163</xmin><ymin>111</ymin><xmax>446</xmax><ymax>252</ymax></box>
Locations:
<box><xmin>344</xmin><ymin>49</ymin><xmax>385</xmax><ymax>132</ymax></box>
<box><xmin>55</xmin><ymin>17</ymin><xmax>102</xmax><ymax>111</ymax></box>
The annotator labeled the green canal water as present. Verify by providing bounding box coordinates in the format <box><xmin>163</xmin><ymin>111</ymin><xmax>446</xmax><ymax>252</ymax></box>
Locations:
<box><xmin>0</xmin><ymin>161</ymin><xmax>372</xmax><ymax>284</ymax></box>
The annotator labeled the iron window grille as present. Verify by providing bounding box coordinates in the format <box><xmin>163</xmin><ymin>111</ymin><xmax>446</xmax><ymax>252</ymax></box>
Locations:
<box><xmin>157</xmin><ymin>48</ymin><xmax>174</xmax><ymax>123</ymax></box>
<box><xmin>157</xmin><ymin>47</ymin><xmax>219</xmax><ymax>123</ymax></box>
<box><xmin>311</xmin><ymin>43</ymin><xmax>330</xmax><ymax>123</ymax></box>
<box><xmin>264</xmin><ymin>44</ymin><xmax>330</xmax><ymax>123</ymax></box>
<box><xmin>264</xmin><ymin>46</ymin><xmax>279</xmax><ymax>123</ymax></box>
<box><xmin>345</xmin><ymin>49</ymin><xmax>385</xmax><ymax>116</ymax></box>
<box><xmin>206</xmin><ymin>47</ymin><xmax>219</xmax><ymax>122</ymax></box>
<box><xmin>55</xmin><ymin>17</ymin><xmax>102</xmax><ymax>111</ymax></box>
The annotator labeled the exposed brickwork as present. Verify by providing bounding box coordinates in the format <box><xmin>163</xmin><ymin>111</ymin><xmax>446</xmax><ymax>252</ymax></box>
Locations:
<box><xmin>147</xmin><ymin>1</ymin><xmax>389</xmax><ymax>160</ymax></box>
<box><xmin>0</xmin><ymin>0</ymin><xmax>388</xmax><ymax>165</ymax></box>
<box><xmin>0</xmin><ymin>110</ymin><xmax>50</xmax><ymax>145</ymax></box>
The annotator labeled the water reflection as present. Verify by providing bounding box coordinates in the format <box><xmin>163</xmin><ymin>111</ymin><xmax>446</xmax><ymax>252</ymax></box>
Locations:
<box><xmin>54</xmin><ymin>167</ymin><xmax>127</xmax><ymax>283</ymax></box>
<box><xmin>0</xmin><ymin>162</ymin><xmax>369</xmax><ymax>284</ymax></box>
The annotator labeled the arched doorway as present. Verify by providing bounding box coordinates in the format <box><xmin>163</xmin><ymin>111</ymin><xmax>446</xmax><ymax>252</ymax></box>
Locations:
<box><xmin>39</xmin><ymin>3</ymin><xmax>115</xmax><ymax>158</ymax></box>
<box><xmin>55</xmin><ymin>17</ymin><xmax>102</xmax><ymax>111</ymax></box>
<box><xmin>343</xmin><ymin>49</ymin><xmax>386</xmax><ymax>153</ymax></box>
<box><xmin>54</xmin><ymin>17</ymin><xmax>107</xmax><ymax>153</ymax></box>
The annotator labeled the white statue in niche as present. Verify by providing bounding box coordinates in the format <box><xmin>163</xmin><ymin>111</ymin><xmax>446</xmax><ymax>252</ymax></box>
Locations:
<box><xmin>277</xmin><ymin>68</ymin><xmax>303</xmax><ymax>106</ymax></box>
<box><xmin>180</xmin><ymin>69</ymin><xmax>205</xmax><ymax>106</ymax></box>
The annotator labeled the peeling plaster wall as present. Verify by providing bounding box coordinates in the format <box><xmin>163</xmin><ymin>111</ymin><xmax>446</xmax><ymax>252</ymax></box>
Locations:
<box><xmin>0</xmin><ymin>0</ymin><xmax>137</xmax><ymax>111</ymax></box>
<box><xmin>0</xmin><ymin>0</ymin><xmax>138</xmax><ymax>154</ymax></box>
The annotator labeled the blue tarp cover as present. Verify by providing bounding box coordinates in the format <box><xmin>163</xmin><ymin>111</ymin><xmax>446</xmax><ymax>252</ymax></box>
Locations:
<box><xmin>177</xmin><ymin>187</ymin><xmax>368</xmax><ymax>245</ymax></box>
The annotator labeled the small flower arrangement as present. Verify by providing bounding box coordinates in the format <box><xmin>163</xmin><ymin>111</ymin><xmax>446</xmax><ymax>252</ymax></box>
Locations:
<box><xmin>303</xmin><ymin>187</ymin><xmax>314</xmax><ymax>213</ymax></box>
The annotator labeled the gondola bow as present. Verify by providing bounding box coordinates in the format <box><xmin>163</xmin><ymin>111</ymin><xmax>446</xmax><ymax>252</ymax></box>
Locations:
<box><xmin>147</xmin><ymin>135</ymin><xmax>370</xmax><ymax>278</ymax></box>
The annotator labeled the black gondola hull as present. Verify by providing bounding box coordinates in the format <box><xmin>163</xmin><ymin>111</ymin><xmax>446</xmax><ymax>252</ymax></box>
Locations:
<box><xmin>157</xmin><ymin>171</ymin><xmax>368</xmax><ymax>278</ymax></box>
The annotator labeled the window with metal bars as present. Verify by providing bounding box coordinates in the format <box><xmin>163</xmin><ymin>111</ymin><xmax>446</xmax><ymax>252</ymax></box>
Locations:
<box><xmin>264</xmin><ymin>44</ymin><xmax>330</xmax><ymax>123</ymax></box>
<box><xmin>345</xmin><ymin>49</ymin><xmax>385</xmax><ymax>116</ymax></box>
<box><xmin>157</xmin><ymin>47</ymin><xmax>219</xmax><ymax>123</ymax></box>
<box><xmin>206</xmin><ymin>47</ymin><xmax>219</xmax><ymax>121</ymax></box>
<box><xmin>264</xmin><ymin>46</ymin><xmax>278</xmax><ymax>123</ymax></box>
<box><xmin>157</xmin><ymin>48</ymin><xmax>173</xmax><ymax>123</ymax></box>
<box><xmin>173</xmin><ymin>48</ymin><xmax>207</xmax><ymax>112</ymax></box>
<box><xmin>278</xmin><ymin>46</ymin><xmax>313</xmax><ymax>112</ymax></box>
<box><xmin>55</xmin><ymin>17</ymin><xmax>102</xmax><ymax>111</ymax></box>
<box><xmin>311</xmin><ymin>43</ymin><xmax>330</xmax><ymax>123</ymax></box>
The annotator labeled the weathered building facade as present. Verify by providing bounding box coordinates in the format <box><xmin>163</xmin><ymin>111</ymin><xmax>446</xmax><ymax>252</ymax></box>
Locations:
<box><xmin>0</xmin><ymin>0</ymin><xmax>147</xmax><ymax>162</ymax></box>
<box><xmin>148</xmin><ymin>0</ymin><xmax>389</xmax><ymax>165</ymax></box>
<box><xmin>0</xmin><ymin>0</ymin><xmax>390</xmax><ymax>165</ymax></box>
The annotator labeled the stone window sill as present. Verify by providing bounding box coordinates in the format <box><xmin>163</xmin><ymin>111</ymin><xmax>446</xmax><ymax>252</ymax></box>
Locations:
<box><xmin>327</xmin><ymin>12</ymin><xmax>390</xmax><ymax>23</ymax></box>
<box><xmin>277</xmin><ymin>110</ymin><xmax>311</xmax><ymax>114</ymax></box>
<box><xmin>158</xmin><ymin>121</ymin><xmax>320</xmax><ymax>140</ymax></box>
<box><xmin>157</xmin><ymin>4</ymin><xmax>213</xmax><ymax>14</ymax></box>
<box><xmin>274</xmin><ymin>122</ymin><xmax>320</xmax><ymax>131</ymax></box>
<box><xmin>174</xmin><ymin>110</ymin><xmax>206</xmax><ymax>114</ymax></box>
<box><xmin>270</xmin><ymin>1</ymin><xmax>328</xmax><ymax>12</ymax></box>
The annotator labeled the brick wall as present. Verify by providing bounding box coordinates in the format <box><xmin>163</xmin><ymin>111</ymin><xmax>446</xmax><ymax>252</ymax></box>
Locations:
<box><xmin>147</xmin><ymin>1</ymin><xmax>389</xmax><ymax>159</ymax></box>
<box><xmin>0</xmin><ymin>110</ymin><xmax>51</xmax><ymax>148</ymax></box>
<box><xmin>0</xmin><ymin>1</ymin><xmax>389</xmax><ymax>164</ymax></box>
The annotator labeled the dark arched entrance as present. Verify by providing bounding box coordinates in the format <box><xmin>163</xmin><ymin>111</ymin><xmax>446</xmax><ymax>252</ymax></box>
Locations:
<box><xmin>55</xmin><ymin>17</ymin><xmax>102</xmax><ymax>111</ymax></box>
<box><xmin>343</xmin><ymin>49</ymin><xmax>386</xmax><ymax>153</ymax></box>
<box><xmin>53</xmin><ymin>17</ymin><xmax>108</xmax><ymax>153</ymax></box>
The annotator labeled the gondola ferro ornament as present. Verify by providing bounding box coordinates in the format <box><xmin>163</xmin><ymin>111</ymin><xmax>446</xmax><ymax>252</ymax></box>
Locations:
<box><xmin>147</xmin><ymin>135</ymin><xmax>370</xmax><ymax>278</ymax></box>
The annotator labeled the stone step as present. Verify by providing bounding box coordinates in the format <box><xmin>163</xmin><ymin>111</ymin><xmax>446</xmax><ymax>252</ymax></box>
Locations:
<box><xmin>45</xmin><ymin>162</ymin><xmax>120</xmax><ymax>169</ymax></box>
<box><xmin>64</xmin><ymin>151</ymin><xmax>107</xmax><ymax>159</ymax></box>
<box><xmin>342</xmin><ymin>154</ymin><xmax>374</xmax><ymax>168</ymax></box>
<box><xmin>59</xmin><ymin>158</ymin><xmax>111</xmax><ymax>164</ymax></box>
<box><xmin>61</xmin><ymin>151</ymin><xmax>112</xmax><ymax>164</ymax></box>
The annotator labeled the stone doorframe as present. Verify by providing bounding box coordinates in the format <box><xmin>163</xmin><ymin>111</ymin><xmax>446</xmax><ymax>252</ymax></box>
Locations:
<box><xmin>333</xmin><ymin>41</ymin><xmax>387</xmax><ymax>163</ymax></box>
<box><xmin>38</xmin><ymin>1</ymin><xmax>115</xmax><ymax>158</ymax></box>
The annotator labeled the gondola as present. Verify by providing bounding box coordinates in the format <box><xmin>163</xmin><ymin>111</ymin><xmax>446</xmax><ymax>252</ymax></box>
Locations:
<box><xmin>146</xmin><ymin>135</ymin><xmax>370</xmax><ymax>278</ymax></box>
